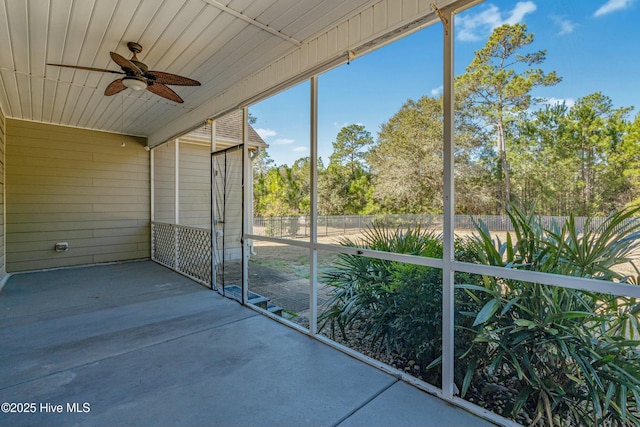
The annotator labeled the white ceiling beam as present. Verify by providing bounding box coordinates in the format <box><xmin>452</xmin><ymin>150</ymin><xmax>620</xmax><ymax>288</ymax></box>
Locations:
<box><xmin>200</xmin><ymin>0</ymin><xmax>302</xmax><ymax>46</ymax></box>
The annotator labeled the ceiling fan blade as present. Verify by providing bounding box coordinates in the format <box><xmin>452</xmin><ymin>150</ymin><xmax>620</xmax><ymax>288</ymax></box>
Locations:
<box><xmin>110</xmin><ymin>51</ymin><xmax>142</xmax><ymax>74</ymax></box>
<box><xmin>105</xmin><ymin>79</ymin><xmax>126</xmax><ymax>96</ymax></box>
<box><xmin>147</xmin><ymin>82</ymin><xmax>184</xmax><ymax>103</ymax></box>
<box><xmin>47</xmin><ymin>63</ymin><xmax>125</xmax><ymax>75</ymax></box>
<box><xmin>146</xmin><ymin>71</ymin><xmax>201</xmax><ymax>86</ymax></box>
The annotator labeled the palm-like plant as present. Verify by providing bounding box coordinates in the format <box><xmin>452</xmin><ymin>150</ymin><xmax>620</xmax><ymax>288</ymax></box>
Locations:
<box><xmin>320</xmin><ymin>224</ymin><xmax>446</xmax><ymax>384</ymax></box>
<box><xmin>319</xmin><ymin>223</ymin><xmax>443</xmax><ymax>349</ymax></box>
<box><xmin>319</xmin><ymin>222</ymin><xmax>483</xmax><ymax>386</ymax></box>
<box><xmin>458</xmin><ymin>204</ymin><xmax>640</xmax><ymax>426</ymax></box>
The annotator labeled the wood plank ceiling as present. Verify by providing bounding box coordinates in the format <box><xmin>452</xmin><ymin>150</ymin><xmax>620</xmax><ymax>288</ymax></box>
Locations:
<box><xmin>0</xmin><ymin>0</ymin><xmax>375</xmax><ymax>139</ymax></box>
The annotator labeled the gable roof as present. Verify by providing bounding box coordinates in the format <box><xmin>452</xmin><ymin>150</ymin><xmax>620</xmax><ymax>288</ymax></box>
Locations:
<box><xmin>180</xmin><ymin>110</ymin><xmax>267</xmax><ymax>150</ymax></box>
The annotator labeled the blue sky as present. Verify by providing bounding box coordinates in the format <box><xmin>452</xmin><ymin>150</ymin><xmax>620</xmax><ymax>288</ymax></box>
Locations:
<box><xmin>249</xmin><ymin>0</ymin><xmax>639</xmax><ymax>167</ymax></box>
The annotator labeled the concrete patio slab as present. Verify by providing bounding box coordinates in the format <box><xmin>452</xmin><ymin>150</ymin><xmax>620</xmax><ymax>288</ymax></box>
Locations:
<box><xmin>0</xmin><ymin>260</ymin><xmax>204</xmax><ymax>327</ymax></box>
<box><xmin>0</xmin><ymin>291</ymin><xmax>255</xmax><ymax>388</ymax></box>
<box><xmin>338</xmin><ymin>381</ymin><xmax>495</xmax><ymax>427</ymax></box>
<box><xmin>0</xmin><ymin>260</ymin><xmax>497</xmax><ymax>427</ymax></box>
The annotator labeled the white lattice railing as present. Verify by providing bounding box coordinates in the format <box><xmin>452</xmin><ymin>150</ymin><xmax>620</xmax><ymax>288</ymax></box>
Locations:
<box><xmin>151</xmin><ymin>221</ymin><xmax>212</xmax><ymax>287</ymax></box>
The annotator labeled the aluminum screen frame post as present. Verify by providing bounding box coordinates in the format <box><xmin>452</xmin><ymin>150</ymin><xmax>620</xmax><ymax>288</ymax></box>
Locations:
<box><xmin>242</xmin><ymin>107</ymin><xmax>250</xmax><ymax>305</ymax></box>
<box><xmin>441</xmin><ymin>4</ymin><xmax>456</xmax><ymax>400</ymax></box>
<box><xmin>210</xmin><ymin>119</ymin><xmax>217</xmax><ymax>290</ymax></box>
<box><xmin>309</xmin><ymin>75</ymin><xmax>319</xmax><ymax>335</ymax></box>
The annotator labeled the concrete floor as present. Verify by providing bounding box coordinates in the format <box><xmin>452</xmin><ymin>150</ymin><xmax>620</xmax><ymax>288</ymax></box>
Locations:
<box><xmin>0</xmin><ymin>260</ymin><xmax>496</xmax><ymax>427</ymax></box>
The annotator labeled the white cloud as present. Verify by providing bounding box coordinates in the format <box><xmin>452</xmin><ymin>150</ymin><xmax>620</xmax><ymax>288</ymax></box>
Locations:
<box><xmin>293</xmin><ymin>146</ymin><xmax>308</xmax><ymax>152</ymax></box>
<box><xmin>274</xmin><ymin>138</ymin><xmax>294</xmax><ymax>145</ymax></box>
<box><xmin>431</xmin><ymin>85</ymin><xmax>443</xmax><ymax>96</ymax></box>
<box><xmin>594</xmin><ymin>0</ymin><xmax>635</xmax><ymax>17</ymax></box>
<box><xmin>552</xmin><ymin>16</ymin><xmax>576</xmax><ymax>35</ymax></box>
<box><xmin>255</xmin><ymin>128</ymin><xmax>276</xmax><ymax>139</ymax></box>
<box><xmin>457</xmin><ymin>5</ymin><xmax>501</xmax><ymax>41</ymax></box>
<box><xmin>505</xmin><ymin>1</ymin><xmax>537</xmax><ymax>24</ymax></box>
<box><xmin>457</xmin><ymin>1</ymin><xmax>537</xmax><ymax>42</ymax></box>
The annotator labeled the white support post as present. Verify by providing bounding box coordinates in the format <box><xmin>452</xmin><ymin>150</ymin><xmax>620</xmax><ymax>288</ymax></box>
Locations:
<box><xmin>174</xmin><ymin>139</ymin><xmax>180</xmax><ymax>269</ymax></box>
<box><xmin>242</xmin><ymin>108</ymin><xmax>250</xmax><ymax>305</ymax></box>
<box><xmin>150</xmin><ymin>148</ymin><xmax>155</xmax><ymax>222</ymax></box>
<box><xmin>309</xmin><ymin>76</ymin><xmax>319</xmax><ymax>335</ymax></box>
<box><xmin>441</xmin><ymin>6</ymin><xmax>456</xmax><ymax>399</ymax></box>
<box><xmin>175</xmin><ymin>139</ymin><xmax>180</xmax><ymax>225</ymax></box>
<box><xmin>150</xmin><ymin>147</ymin><xmax>155</xmax><ymax>260</ymax></box>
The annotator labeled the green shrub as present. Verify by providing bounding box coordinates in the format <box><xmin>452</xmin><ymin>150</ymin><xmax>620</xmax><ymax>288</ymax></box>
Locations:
<box><xmin>458</xmin><ymin>204</ymin><xmax>640</xmax><ymax>426</ymax></box>
<box><xmin>319</xmin><ymin>223</ymin><xmax>483</xmax><ymax>385</ymax></box>
<box><xmin>318</xmin><ymin>207</ymin><xmax>640</xmax><ymax>425</ymax></box>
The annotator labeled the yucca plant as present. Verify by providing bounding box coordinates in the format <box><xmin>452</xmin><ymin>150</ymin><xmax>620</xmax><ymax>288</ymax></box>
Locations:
<box><xmin>319</xmin><ymin>222</ymin><xmax>484</xmax><ymax>386</ymax></box>
<box><xmin>458</xmin><ymin>204</ymin><xmax>640</xmax><ymax>426</ymax></box>
<box><xmin>319</xmin><ymin>223</ymin><xmax>444</xmax><ymax>349</ymax></box>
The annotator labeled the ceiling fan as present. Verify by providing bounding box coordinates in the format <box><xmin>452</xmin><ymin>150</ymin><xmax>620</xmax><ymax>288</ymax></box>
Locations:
<box><xmin>48</xmin><ymin>42</ymin><xmax>201</xmax><ymax>103</ymax></box>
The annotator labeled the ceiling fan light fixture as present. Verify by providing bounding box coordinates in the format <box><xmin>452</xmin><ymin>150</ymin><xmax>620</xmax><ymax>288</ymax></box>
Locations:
<box><xmin>122</xmin><ymin>76</ymin><xmax>147</xmax><ymax>91</ymax></box>
<box><xmin>49</xmin><ymin>43</ymin><xmax>199</xmax><ymax>102</ymax></box>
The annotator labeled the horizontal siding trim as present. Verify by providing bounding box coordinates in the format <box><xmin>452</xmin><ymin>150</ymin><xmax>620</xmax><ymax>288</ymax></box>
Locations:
<box><xmin>9</xmin><ymin>219</ymin><xmax>148</xmax><ymax>233</ymax></box>
<box><xmin>9</xmin><ymin>167</ymin><xmax>145</xmax><ymax>181</ymax></box>
<box><xmin>9</xmin><ymin>185</ymin><xmax>147</xmax><ymax>196</ymax></box>
<box><xmin>6</xmin><ymin>229</ymin><xmax>94</xmax><ymax>243</ymax></box>
<box><xmin>8</xmin><ymin>119</ymin><xmax>146</xmax><ymax>145</ymax></box>
<box><xmin>8</xmin><ymin>211</ymin><xmax>149</xmax><ymax>223</ymax></box>
<box><xmin>10</xmin><ymin>194</ymin><xmax>144</xmax><ymax>204</ymax></box>
<box><xmin>8</xmin><ymin>236</ymin><xmax>148</xmax><ymax>254</ymax></box>
<box><xmin>8</xmin><ymin>157</ymin><xmax>148</xmax><ymax>173</ymax></box>
<box><xmin>4</xmin><ymin>135</ymin><xmax>147</xmax><ymax>156</ymax></box>
<box><xmin>8</xmin><ymin>228</ymin><xmax>148</xmax><ymax>247</ymax></box>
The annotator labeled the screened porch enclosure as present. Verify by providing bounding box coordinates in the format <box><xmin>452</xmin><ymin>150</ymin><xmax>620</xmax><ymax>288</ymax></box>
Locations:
<box><xmin>0</xmin><ymin>0</ymin><xmax>640</xmax><ymax>426</ymax></box>
<box><xmin>9</xmin><ymin>0</ymin><xmax>627</xmax><ymax>425</ymax></box>
<box><xmin>147</xmin><ymin>5</ymin><xmax>640</xmax><ymax>423</ymax></box>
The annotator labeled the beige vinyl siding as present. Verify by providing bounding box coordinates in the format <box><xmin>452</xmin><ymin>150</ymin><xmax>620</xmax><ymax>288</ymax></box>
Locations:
<box><xmin>6</xmin><ymin>119</ymin><xmax>149</xmax><ymax>272</ymax></box>
<box><xmin>152</xmin><ymin>140</ymin><xmax>176</xmax><ymax>223</ymax></box>
<box><xmin>0</xmin><ymin>108</ymin><xmax>5</xmax><ymax>277</ymax></box>
<box><xmin>179</xmin><ymin>142</ymin><xmax>210</xmax><ymax>228</ymax></box>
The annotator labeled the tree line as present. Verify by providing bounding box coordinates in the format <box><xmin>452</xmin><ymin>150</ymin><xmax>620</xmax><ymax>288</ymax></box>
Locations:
<box><xmin>253</xmin><ymin>23</ymin><xmax>640</xmax><ymax>218</ymax></box>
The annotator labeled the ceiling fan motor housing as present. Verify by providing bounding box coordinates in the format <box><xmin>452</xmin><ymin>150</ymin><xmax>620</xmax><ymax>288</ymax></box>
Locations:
<box><xmin>127</xmin><ymin>42</ymin><xmax>143</xmax><ymax>54</ymax></box>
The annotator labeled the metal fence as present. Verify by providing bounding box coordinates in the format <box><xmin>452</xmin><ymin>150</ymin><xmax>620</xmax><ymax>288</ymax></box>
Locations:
<box><xmin>151</xmin><ymin>221</ymin><xmax>212</xmax><ymax>287</ymax></box>
<box><xmin>151</xmin><ymin>215</ymin><xmax>622</xmax><ymax>281</ymax></box>
<box><xmin>252</xmin><ymin>214</ymin><xmax>600</xmax><ymax>239</ymax></box>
